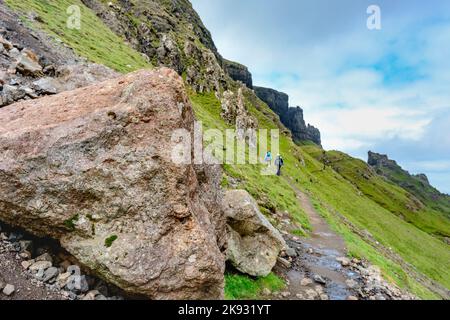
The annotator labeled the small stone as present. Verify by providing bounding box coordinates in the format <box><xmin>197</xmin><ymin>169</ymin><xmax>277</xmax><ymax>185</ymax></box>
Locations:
<box><xmin>262</xmin><ymin>288</ymin><xmax>271</xmax><ymax>296</ymax></box>
<box><xmin>277</xmin><ymin>257</ymin><xmax>292</xmax><ymax>269</ymax></box>
<box><xmin>320</xmin><ymin>294</ymin><xmax>329</xmax><ymax>300</ymax></box>
<box><xmin>15</xmin><ymin>49</ymin><xmax>43</xmax><ymax>77</ymax></box>
<box><xmin>336</xmin><ymin>257</ymin><xmax>351</xmax><ymax>267</ymax></box>
<box><xmin>314</xmin><ymin>285</ymin><xmax>324</xmax><ymax>294</ymax></box>
<box><xmin>305</xmin><ymin>289</ymin><xmax>318</xmax><ymax>300</ymax></box>
<box><xmin>300</xmin><ymin>277</ymin><xmax>313</xmax><ymax>286</ymax></box>
<box><xmin>347</xmin><ymin>295</ymin><xmax>358</xmax><ymax>301</ymax></box>
<box><xmin>29</xmin><ymin>260</ymin><xmax>52</xmax><ymax>272</ymax></box>
<box><xmin>0</xmin><ymin>36</ymin><xmax>13</xmax><ymax>50</ymax></box>
<box><xmin>295</xmin><ymin>293</ymin><xmax>304</xmax><ymax>299</ymax></box>
<box><xmin>313</xmin><ymin>274</ymin><xmax>326</xmax><ymax>285</ymax></box>
<box><xmin>285</xmin><ymin>247</ymin><xmax>297</xmax><ymax>257</ymax></box>
<box><xmin>307</xmin><ymin>248</ymin><xmax>314</xmax><ymax>254</ymax></box>
<box><xmin>21</xmin><ymin>260</ymin><xmax>33</xmax><ymax>270</ymax></box>
<box><xmin>19</xmin><ymin>240</ymin><xmax>33</xmax><ymax>252</ymax></box>
<box><xmin>82</xmin><ymin>290</ymin><xmax>100</xmax><ymax>300</ymax></box>
<box><xmin>281</xmin><ymin>291</ymin><xmax>290</xmax><ymax>298</ymax></box>
<box><xmin>19</xmin><ymin>251</ymin><xmax>32</xmax><ymax>259</ymax></box>
<box><xmin>35</xmin><ymin>253</ymin><xmax>53</xmax><ymax>263</ymax></box>
<box><xmin>95</xmin><ymin>294</ymin><xmax>108</xmax><ymax>300</ymax></box>
<box><xmin>2</xmin><ymin>284</ymin><xmax>15</xmax><ymax>296</ymax></box>
<box><xmin>42</xmin><ymin>267</ymin><xmax>59</xmax><ymax>283</ymax></box>
<box><xmin>66</xmin><ymin>275</ymin><xmax>89</xmax><ymax>294</ymax></box>
<box><xmin>56</xmin><ymin>272</ymin><xmax>71</xmax><ymax>289</ymax></box>
<box><xmin>345</xmin><ymin>279</ymin><xmax>358</xmax><ymax>289</ymax></box>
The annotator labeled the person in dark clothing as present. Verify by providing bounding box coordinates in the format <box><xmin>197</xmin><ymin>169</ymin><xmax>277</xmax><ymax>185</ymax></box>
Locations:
<box><xmin>275</xmin><ymin>154</ymin><xmax>284</xmax><ymax>176</ymax></box>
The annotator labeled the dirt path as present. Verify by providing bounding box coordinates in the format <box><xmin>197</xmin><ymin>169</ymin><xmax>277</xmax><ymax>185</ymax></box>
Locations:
<box><xmin>274</xmin><ymin>178</ymin><xmax>360</xmax><ymax>300</ymax></box>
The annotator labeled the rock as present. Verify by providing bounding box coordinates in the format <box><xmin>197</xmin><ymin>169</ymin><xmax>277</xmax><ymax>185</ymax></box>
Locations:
<box><xmin>15</xmin><ymin>49</ymin><xmax>43</xmax><ymax>77</ymax></box>
<box><xmin>19</xmin><ymin>240</ymin><xmax>33</xmax><ymax>252</ymax></box>
<box><xmin>67</xmin><ymin>275</ymin><xmax>89</xmax><ymax>294</ymax></box>
<box><xmin>21</xmin><ymin>260</ymin><xmax>33</xmax><ymax>270</ymax></box>
<box><xmin>223</xmin><ymin>59</ymin><xmax>253</xmax><ymax>88</ymax></box>
<box><xmin>277</xmin><ymin>257</ymin><xmax>292</xmax><ymax>269</ymax></box>
<box><xmin>285</xmin><ymin>247</ymin><xmax>297</xmax><ymax>257</ymax></box>
<box><xmin>305</xmin><ymin>289</ymin><xmax>318</xmax><ymax>300</ymax></box>
<box><xmin>347</xmin><ymin>295</ymin><xmax>359</xmax><ymax>301</ymax></box>
<box><xmin>82</xmin><ymin>290</ymin><xmax>101</xmax><ymax>300</ymax></box>
<box><xmin>32</xmin><ymin>77</ymin><xmax>60</xmax><ymax>94</ymax></box>
<box><xmin>313</xmin><ymin>275</ymin><xmax>327</xmax><ymax>285</ymax></box>
<box><xmin>56</xmin><ymin>272</ymin><xmax>71</xmax><ymax>289</ymax></box>
<box><xmin>254</xmin><ymin>86</ymin><xmax>321</xmax><ymax>146</ymax></box>
<box><xmin>29</xmin><ymin>261</ymin><xmax>52</xmax><ymax>272</ymax></box>
<box><xmin>2</xmin><ymin>284</ymin><xmax>15</xmax><ymax>296</ymax></box>
<box><xmin>35</xmin><ymin>253</ymin><xmax>53</xmax><ymax>264</ymax></box>
<box><xmin>42</xmin><ymin>267</ymin><xmax>59</xmax><ymax>283</ymax></box>
<box><xmin>19</xmin><ymin>251</ymin><xmax>32</xmax><ymax>259</ymax></box>
<box><xmin>319</xmin><ymin>293</ymin><xmax>329</xmax><ymax>300</ymax></box>
<box><xmin>0</xmin><ymin>36</ymin><xmax>13</xmax><ymax>50</ymax></box>
<box><xmin>295</xmin><ymin>293</ymin><xmax>304</xmax><ymax>299</ymax></box>
<box><xmin>300</xmin><ymin>278</ymin><xmax>313</xmax><ymax>286</ymax></box>
<box><xmin>0</xmin><ymin>68</ymin><xmax>225</xmax><ymax>300</ymax></box>
<box><xmin>223</xmin><ymin>190</ymin><xmax>286</xmax><ymax>277</ymax></box>
<box><xmin>0</xmin><ymin>275</ymin><xmax>6</xmax><ymax>290</ymax></box>
<box><xmin>346</xmin><ymin>279</ymin><xmax>358</xmax><ymax>289</ymax></box>
<box><xmin>336</xmin><ymin>256</ymin><xmax>351</xmax><ymax>267</ymax></box>
<box><xmin>281</xmin><ymin>291</ymin><xmax>290</xmax><ymax>298</ymax></box>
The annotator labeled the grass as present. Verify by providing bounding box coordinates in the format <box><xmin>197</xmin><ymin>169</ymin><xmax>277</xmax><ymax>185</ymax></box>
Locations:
<box><xmin>63</xmin><ymin>214</ymin><xmax>79</xmax><ymax>231</ymax></box>
<box><xmin>224</xmin><ymin>272</ymin><xmax>285</xmax><ymax>300</ymax></box>
<box><xmin>190</xmin><ymin>89</ymin><xmax>450</xmax><ymax>299</ymax></box>
<box><xmin>5</xmin><ymin>0</ymin><xmax>151</xmax><ymax>73</ymax></box>
<box><xmin>305</xmin><ymin>148</ymin><xmax>450</xmax><ymax>238</ymax></box>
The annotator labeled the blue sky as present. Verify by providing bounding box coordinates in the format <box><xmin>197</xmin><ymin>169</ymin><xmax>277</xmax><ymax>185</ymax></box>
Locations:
<box><xmin>192</xmin><ymin>0</ymin><xmax>450</xmax><ymax>194</ymax></box>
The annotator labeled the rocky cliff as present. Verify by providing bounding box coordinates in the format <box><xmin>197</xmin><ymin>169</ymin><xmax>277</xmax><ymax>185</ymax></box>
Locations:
<box><xmin>223</xmin><ymin>59</ymin><xmax>253</xmax><ymax>89</ymax></box>
<box><xmin>368</xmin><ymin>152</ymin><xmax>450</xmax><ymax>216</ymax></box>
<box><xmin>254</xmin><ymin>86</ymin><xmax>321</xmax><ymax>146</ymax></box>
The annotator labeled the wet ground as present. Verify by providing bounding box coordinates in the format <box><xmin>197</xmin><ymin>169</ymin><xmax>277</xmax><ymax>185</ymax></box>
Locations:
<box><xmin>275</xmin><ymin>178</ymin><xmax>361</xmax><ymax>300</ymax></box>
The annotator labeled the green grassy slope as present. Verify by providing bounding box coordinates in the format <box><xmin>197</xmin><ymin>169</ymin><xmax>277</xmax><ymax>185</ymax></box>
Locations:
<box><xmin>304</xmin><ymin>148</ymin><xmax>450</xmax><ymax>238</ymax></box>
<box><xmin>190</xmin><ymin>90</ymin><xmax>450</xmax><ymax>299</ymax></box>
<box><xmin>5</xmin><ymin>0</ymin><xmax>151</xmax><ymax>73</ymax></box>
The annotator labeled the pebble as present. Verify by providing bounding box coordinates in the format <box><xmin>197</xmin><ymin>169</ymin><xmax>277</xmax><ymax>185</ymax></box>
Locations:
<box><xmin>336</xmin><ymin>256</ymin><xmax>351</xmax><ymax>267</ymax></box>
<box><xmin>313</xmin><ymin>274</ymin><xmax>326</xmax><ymax>285</ymax></box>
<box><xmin>35</xmin><ymin>253</ymin><xmax>53</xmax><ymax>263</ymax></box>
<box><xmin>345</xmin><ymin>279</ymin><xmax>358</xmax><ymax>289</ymax></box>
<box><xmin>262</xmin><ymin>288</ymin><xmax>271</xmax><ymax>296</ymax></box>
<box><xmin>281</xmin><ymin>291</ymin><xmax>290</xmax><ymax>298</ymax></box>
<box><xmin>29</xmin><ymin>260</ymin><xmax>52</xmax><ymax>272</ymax></box>
<box><xmin>300</xmin><ymin>277</ymin><xmax>313</xmax><ymax>286</ymax></box>
<box><xmin>347</xmin><ymin>295</ymin><xmax>359</xmax><ymax>301</ymax></box>
<box><xmin>2</xmin><ymin>284</ymin><xmax>15</xmax><ymax>296</ymax></box>
<box><xmin>42</xmin><ymin>267</ymin><xmax>59</xmax><ymax>283</ymax></box>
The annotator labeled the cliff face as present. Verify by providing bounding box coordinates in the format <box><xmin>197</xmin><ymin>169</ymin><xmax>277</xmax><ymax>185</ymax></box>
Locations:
<box><xmin>254</xmin><ymin>86</ymin><xmax>321</xmax><ymax>146</ymax></box>
<box><xmin>368</xmin><ymin>152</ymin><xmax>450</xmax><ymax>215</ymax></box>
<box><xmin>223</xmin><ymin>59</ymin><xmax>253</xmax><ymax>88</ymax></box>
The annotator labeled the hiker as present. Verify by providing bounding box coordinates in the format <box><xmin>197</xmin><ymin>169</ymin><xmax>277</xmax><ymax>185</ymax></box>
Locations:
<box><xmin>264</xmin><ymin>151</ymin><xmax>273</xmax><ymax>167</ymax></box>
<box><xmin>275</xmin><ymin>154</ymin><xmax>284</xmax><ymax>176</ymax></box>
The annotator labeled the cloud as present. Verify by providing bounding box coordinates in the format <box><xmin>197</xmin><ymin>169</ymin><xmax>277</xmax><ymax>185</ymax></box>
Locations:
<box><xmin>192</xmin><ymin>0</ymin><xmax>450</xmax><ymax>193</ymax></box>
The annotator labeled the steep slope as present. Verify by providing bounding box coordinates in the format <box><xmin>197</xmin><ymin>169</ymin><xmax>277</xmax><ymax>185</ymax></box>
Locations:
<box><xmin>368</xmin><ymin>152</ymin><xmax>450</xmax><ymax>217</ymax></box>
<box><xmin>305</xmin><ymin>148</ymin><xmax>450</xmax><ymax>238</ymax></box>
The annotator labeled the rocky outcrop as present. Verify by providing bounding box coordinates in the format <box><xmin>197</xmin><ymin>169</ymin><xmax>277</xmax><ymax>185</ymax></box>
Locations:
<box><xmin>368</xmin><ymin>152</ymin><xmax>450</xmax><ymax>216</ymax></box>
<box><xmin>0</xmin><ymin>4</ymin><xmax>118</xmax><ymax>108</ymax></box>
<box><xmin>254</xmin><ymin>86</ymin><xmax>321</xmax><ymax>146</ymax></box>
<box><xmin>223</xmin><ymin>59</ymin><xmax>253</xmax><ymax>89</ymax></box>
<box><xmin>0</xmin><ymin>68</ymin><xmax>226</xmax><ymax>299</ymax></box>
<box><xmin>222</xmin><ymin>190</ymin><xmax>286</xmax><ymax>277</ymax></box>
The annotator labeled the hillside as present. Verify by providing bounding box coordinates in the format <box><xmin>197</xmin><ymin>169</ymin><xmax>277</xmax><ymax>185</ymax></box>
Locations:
<box><xmin>1</xmin><ymin>0</ymin><xmax>449</xmax><ymax>301</ymax></box>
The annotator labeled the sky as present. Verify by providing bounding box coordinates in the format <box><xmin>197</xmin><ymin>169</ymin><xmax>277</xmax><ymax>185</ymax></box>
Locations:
<box><xmin>191</xmin><ymin>0</ymin><xmax>450</xmax><ymax>194</ymax></box>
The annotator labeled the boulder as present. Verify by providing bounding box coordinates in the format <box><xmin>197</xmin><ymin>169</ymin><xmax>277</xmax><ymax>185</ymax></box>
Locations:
<box><xmin>0</xmin><ymin>68</ymin><xmax>226</xmax><ymax>299</ymax></box>
<box><xmin>15</xmin><ymin>49</ymin><xmax>43</xmax><ymax>77</ymax></box>
<box><xmin>223</xmin><ymin>190</ymin><xmax>286</xmax><ymax>277</ymax></box>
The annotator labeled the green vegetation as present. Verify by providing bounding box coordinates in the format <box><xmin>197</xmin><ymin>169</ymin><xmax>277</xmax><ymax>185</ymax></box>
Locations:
<box><xmin>5</xmin><ymin>0</ymin><xmax>151</xmax><ymax>73</ymax></box>
<box><xmin>224</xmin><ymin>273</ymin><xmax>285</xmax><ymax>300</ymax></box>
<box><xmin>305</xmin><ymin>148</ymin><xmax>450</xmax><ymax>238</ymax></box>
<box><xmin>63</xmin><ymin>214</ymin><xmax>79</xmax><ymax>231</ymax></box>
<box><xmin>105</xmin><ymin>235</ymin><xmax>118</xmax><ymax>248</ymax></box>
<box><xmin>190</xmin><ymin>89</ymin><xmax>450</xmax><ymax>299</ymax></box>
